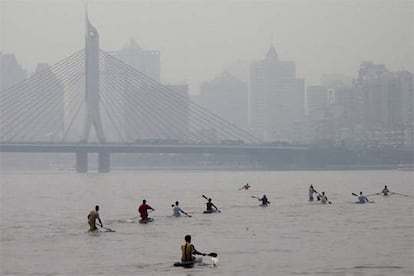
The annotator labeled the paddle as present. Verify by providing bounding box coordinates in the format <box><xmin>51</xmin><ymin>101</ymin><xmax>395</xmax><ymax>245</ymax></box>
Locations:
<box><xmin>202</xmin><ymin>195</ymin><xmax>221</xmax><ymax>212</ymax></box>
<box><xmin>366</xmin><ymin>193</ymin><xmax>380</xmax><ymax>197</ymax></box>
<box><xmin>207</xmin><ymin>252</ymin><xmax>217</xmax><ymax>257</ymax></box>
<box><xmin>100</xmin><ymin>225</ymin><xmax>115</xmax><ymax>232</ymax></box>
<box><xmin>315</xmin><ymin>190</ymin><xmax>321</xmax><ymax>201</ymax></box>
<box><xmin>391</xmin><ymin>192</ymin><xmax>412</xmax><ymax>198</ymax></box>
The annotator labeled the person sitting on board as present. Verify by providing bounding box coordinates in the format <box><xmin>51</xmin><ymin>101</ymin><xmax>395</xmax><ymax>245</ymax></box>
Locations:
<box><xmin>309</xmin><ymin>184</ymin><xmax>318</xmax><ymax>201</ymax></box>
<box><xmin>181</xmin><ymin>234</ymin><xmax>206</xmax><ymax>262</ymax></box>
<box><xmin>358</xmin><ymin>192</ymin><xmax>369</xmax><ymax>203</ymax></box>
<box><xmin>259</xmin><ymin>195</ymin><xmax>270</xmax><ymax>205</ymax></box>
<box><xmin>87</xmin><ymin>205</ymin><xmax>103</xmax><ymax>231</ymax></box>
<box><xmin>240</xmin><ymin>183</ymin><xmax>251</xmax><ymax>190</ymax></box>
<box><xmin>382</xmin><ymin>185</ymin><xmax>390</xmax><ymax>196</ymax></box>
<box><xmin>172</xmin><ymin>201</ymin><xmax>189</xmax><ymax>217</ymax></box>
<box><xmin>138</xmin><ymin>200</ymin><xmax>155</xmax><ymax>221</ymax></box>
<box><xmin>319</xmin><ymin>192</ymin><xmax>329</xmax><ymax>204</ymax></box>
<box><xmin>206</xmin><ymin>198</ymin><xmax>217</xmax><ymax>212</ymax></box>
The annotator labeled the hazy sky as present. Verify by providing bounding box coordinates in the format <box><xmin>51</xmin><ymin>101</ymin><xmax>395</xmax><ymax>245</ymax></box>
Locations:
<box><xmin>1</xmin><ymin>0</ymin><xmax>413</xmax><ymax>93</ymax></box>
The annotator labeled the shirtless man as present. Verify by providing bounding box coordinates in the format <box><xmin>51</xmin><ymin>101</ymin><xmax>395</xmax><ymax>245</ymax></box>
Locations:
<box><xmin>88</xmin><ymin>205</ymin><xmax>103</xmax><ymax>231</ymax></box>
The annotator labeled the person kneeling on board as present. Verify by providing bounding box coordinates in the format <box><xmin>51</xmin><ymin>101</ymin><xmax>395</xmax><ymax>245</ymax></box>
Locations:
<box><xmin>181</xmin><ymin>234</ymin><xmax>206</xmax><ymax>262</ymax></box>
<box><xmin>358</xmin><ymin>192</ymin><xmax>369</xmax><ymax>203</ymax></box>
<box><xmin>259</xmin><ymin>195</ymin><xmax>270</xmax><ymax>205</ymax></box>
<box><xmin>319</xmin><ymin>192</ymin><xmax>329</xmax><ymax>204</ymax></box>
<box><xmin>382</xmin><ymin>185</ymin><xmax>390</xmax><ymax>196</ymax></box>
<box><xmin>138</xmin><ymin>199</ymin><xmax>155</xmax><ymax>221</ymax></box>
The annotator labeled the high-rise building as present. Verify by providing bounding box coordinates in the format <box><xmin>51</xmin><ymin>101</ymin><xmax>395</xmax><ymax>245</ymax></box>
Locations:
<box><xmin>0</xmin><ymin>52</ymin><xmax>27</xmax><ymax>91</ymax></box>
<box><xmin>249</xmin><ymin>45</ymin><xmax>304</xmax><ymax>142</ymax></box>
<box><xmin>106</xmin><ymin>39</ymin><xmax>161</xmax><ymax>141</ymax></box>
<box><xmin>307</xmin><ymin>86</ymin><xmax>328</xmax><ymax>117</ymax></box>
<box><xmin>200</xmin><ymin>72</ymin><xmax>248</xmax><ymax>131</ymax></box>
<box><xmin>30</xmin><ymin>63</ymin><xmax>65</xmax><ymax>141</ymax></box>
<box><xmin>109</xmin><ymin>39</ymin><xmax>160</xmax><ymax>82</ymax></box>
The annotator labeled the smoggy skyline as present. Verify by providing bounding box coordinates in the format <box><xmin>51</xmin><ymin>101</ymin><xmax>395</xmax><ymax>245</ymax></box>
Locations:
<box><xmin>1</xmin><ymin>0</ymin><xmax>413</xmax><ymax>93</ymax></box>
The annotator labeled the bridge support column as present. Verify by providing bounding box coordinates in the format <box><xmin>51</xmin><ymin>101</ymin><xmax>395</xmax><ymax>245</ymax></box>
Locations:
<box><xmin>98</xmin><ymin>151</ymin><xmax>110</xmax><ymax>172</ymax></box>
<box><xmin>76</xmin><ymin>152</ymin><xmax>88</xmax><ymax>173</ymax></box>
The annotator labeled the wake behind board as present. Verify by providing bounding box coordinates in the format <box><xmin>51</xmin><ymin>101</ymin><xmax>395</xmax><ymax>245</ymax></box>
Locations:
<box><xmin>139</xmin><ymin>218</ymin><xmax>154</xmax><ymax>224</ymax></box>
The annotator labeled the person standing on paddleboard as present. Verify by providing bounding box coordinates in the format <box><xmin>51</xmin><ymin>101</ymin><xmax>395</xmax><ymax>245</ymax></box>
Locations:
<box><xmin>87</xmin><ymin>205</ymin><xmax>103</xmax><ymax>231</ymax></box>
<box><xmin>181</xmin><ymin>234</ymin><xmax>206</xmax><ymax>262</ymax></box>
<box><xmin>309</xmin><ymin>184</ymin><xmax>317</xmax><ymax>201</ymax></box>
<box><xmin>138</xmin><ymin>200</ymin><xmax>155</xmax><ymax>221</ymax></box>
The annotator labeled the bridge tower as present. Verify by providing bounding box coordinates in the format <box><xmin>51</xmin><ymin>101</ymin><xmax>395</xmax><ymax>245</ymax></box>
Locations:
<box><xmin>76</xmin><ymin>13</ymin><xmax>109</xmax><ymax>173</ymax></box>
<box><xmin>82</xmin><ymin>13</ymin><xmax>106</xmax><ymax>143</ymax></box>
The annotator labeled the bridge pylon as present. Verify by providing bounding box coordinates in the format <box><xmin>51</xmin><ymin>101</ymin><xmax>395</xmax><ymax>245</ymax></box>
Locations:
<box><xmin>82</xmin><ymin>12</ymin><xmax>106</xmax><ymax>143</ymax></box>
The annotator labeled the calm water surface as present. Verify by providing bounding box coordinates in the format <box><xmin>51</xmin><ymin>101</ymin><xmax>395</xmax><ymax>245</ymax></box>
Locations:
<box><xmin>1</xmin><ymin>170</ymin><xmax>413</xmax><ymax>275</ymax></box>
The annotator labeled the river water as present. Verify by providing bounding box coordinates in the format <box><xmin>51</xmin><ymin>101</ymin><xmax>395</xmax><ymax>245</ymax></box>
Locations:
<box><xmin>0</xmin><ymin>169</ymin><xmax>413</xmax><ymax>275</ymax></box>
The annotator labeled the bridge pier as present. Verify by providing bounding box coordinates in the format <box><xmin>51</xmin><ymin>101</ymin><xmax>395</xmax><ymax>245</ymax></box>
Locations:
<box><xmin>98</xmin><ymin>151</ymin><xmax>110</xmax><ymax>172</ymax></box>
<box><xmin>76</xmin><ymin>152</ymin><xmax>88</xmax><ymax>173</ymax></box>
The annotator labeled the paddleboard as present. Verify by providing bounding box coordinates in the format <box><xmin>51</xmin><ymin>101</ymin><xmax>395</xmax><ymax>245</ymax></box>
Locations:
<box><xmin>174</xmin><ymin>257</ymin><xmax>202</xmax><ymax>268</ymax></box>
<box><xmin>203</xmin><ymin>210</ymin><xmax>217</xmax><ymax>214</ymax></box>
<box><xmin>139</xmin><ymin>218</ymin><xmax>154</xmax><ymax>224</ymax></box>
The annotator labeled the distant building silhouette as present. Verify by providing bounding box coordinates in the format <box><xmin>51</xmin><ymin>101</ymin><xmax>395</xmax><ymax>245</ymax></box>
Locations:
<box><xmin>106</xmin><ymin>40</ymin><xmax>161</xmax><ymax>141</ymax></box>
<box><xmin>249</xmin><ymin>45</ymin><xmax>305</xmax><ymax>142</ymax></box>
<box><xmin>200</xmin><ymin>72</ymin><xmax>248</xmax><ymax>131</ymax></box>
<box><xmin>109</xmin><ymin>39</ymin><xmax>160</xmax><ymax>82</ymax></box>
<box><xmin>31</xmin><ymin>63</ymin><xmax>65</xmax><ymax>142</ymax></box>
<box><xmin>294</xmin><ymin>62</ymin><xmax>414</xmax><ymax>149</ymax></box>
<box><xmin>0</xmin><ymin>52</ymin><xmax>27</xmax><ymax>91</ymax></box>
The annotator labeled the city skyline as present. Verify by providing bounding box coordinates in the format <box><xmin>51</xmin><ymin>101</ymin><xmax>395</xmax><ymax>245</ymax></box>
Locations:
<box><xmin>1</xmin><ymin>0</ymin><xmax>413</xmax><ymax>94</ymax></box>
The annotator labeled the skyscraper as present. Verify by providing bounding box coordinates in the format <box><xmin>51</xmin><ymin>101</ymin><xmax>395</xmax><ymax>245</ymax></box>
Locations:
<box><xmin>249</xmin><ymin>45</ymin><xmax>304</xmax><ymax>142</ymax></box>
<box><xmin>200</xmin><ymin>72</ymin><xmax>248</xmax><ymax>131</ymax></box>
<box><xmin>109</xmin><ymin>39</ymin><xmax>160</xmax><ymax>82</ymax></box>
<box><xmin>0</xmin><ymin>52</ymin><xmax>27</xmax><ymax>91</ymax></box>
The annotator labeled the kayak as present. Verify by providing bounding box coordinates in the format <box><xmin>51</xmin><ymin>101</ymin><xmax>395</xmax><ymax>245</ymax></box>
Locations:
<box><xmin>355</xmin><ymin>201</ymin><xmax>375</xmax><ymax>204</ymax></box>
<box><xmin>174</xmin><ymin>257</ymin><xmax>202</xmax><ymax>268</ymax></box>
<box><xmin>139</xmin><ymin>218</ymin><xmax>154</xmax><ymax>224</ymax></box>
<box><xmin>259</xmin><ymin>203</ymin><xmax>269</xmax><ymax>207</ymax></box>
<box><xmin>203</xmin><ymin>209</ymin><xmax>217</xmax><ymax>214</ymax></box>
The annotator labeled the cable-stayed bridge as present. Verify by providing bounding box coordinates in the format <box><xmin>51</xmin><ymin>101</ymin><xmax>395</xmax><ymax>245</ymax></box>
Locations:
<box><xmin>0</xmin><ymin>15</ymin><xmax>310</xmax><ymax>172</ymax></box>
<box><xmin>0</xmin><ymin>49</ymin><xmax>259</xmax><ymax>144</ymax></box>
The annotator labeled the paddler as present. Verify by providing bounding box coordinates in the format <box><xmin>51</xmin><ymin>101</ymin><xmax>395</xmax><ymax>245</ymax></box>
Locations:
<box><xmin>381</xmin><ymin>185</ymin><xmax>390</xmax><ymax>196</ymax></box>
<box><xmin>319</xmin><ymin>192</ymin><xmax>329</xmax><ymax>204</ymax></box>
<box><xmin>172</xmin><ymin>201</ymin><xmax>190</xmax><ymax>217</ymax></box>
<box><xmin>358</xmin><ymin>192</ymin><xmax>369</xmax><ymax>203</ymax></box>
<box><xmin>138</xmin><ymin>199</ymin><xmax>155</xmax><ymax>221</ymax></box>
<box><xmin>87</xmin><ymin>205</ymin><xmax>103</xmax><ymax>231</ymax></box>
<box><xmin>309</xmin><ymin>184</ymin><xmax>318</xmax><ymax>201</ymax></box>
<box><xmin>206</xmin><ymin>198</ymin><xmax>219</xmax><ymax>212</ymax></box>
<box><xmin>259</xmin><ymin>194</ymin><xmax>270</xmax><ymax>205</ymax></box>
<box><xmin>181</xmin><ymin>234</ymin><xmax>206</xmax><ymax>262</ymax></box>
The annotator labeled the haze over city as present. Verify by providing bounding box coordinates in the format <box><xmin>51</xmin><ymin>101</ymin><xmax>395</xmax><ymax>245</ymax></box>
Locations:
<box><xmin>1</xmin><ymin>0</ymin><xmax>413</xmax><ymax>93</ymax></box>
<box><xmin>1</xmin><ymin>2</ymin><xmax>414</xmax><ymax>275</ymax></box>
